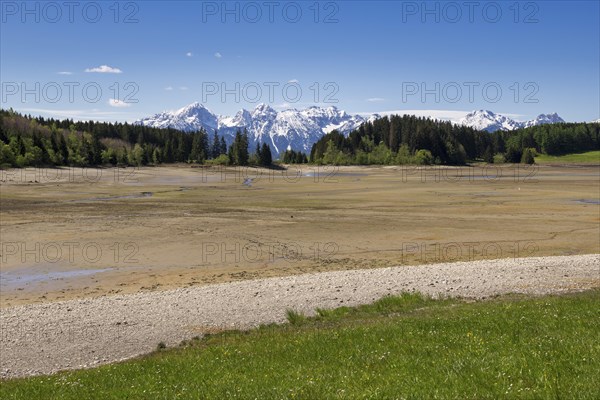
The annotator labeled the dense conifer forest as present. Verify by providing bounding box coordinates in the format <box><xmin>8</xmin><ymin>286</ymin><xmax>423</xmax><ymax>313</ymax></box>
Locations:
<box><xmin>310</xmin><ymin>115</ymin><xmax>599</xmax><ymax>165</ymax></box>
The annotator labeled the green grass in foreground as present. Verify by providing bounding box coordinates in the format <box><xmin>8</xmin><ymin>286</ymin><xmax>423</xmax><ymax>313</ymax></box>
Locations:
<box><xmin>2</xmin><ymin>290</ymin><xmax>599</xmax><ymax>400</ymax></box>
<box><xmin>535</xmin><ymin>150</ymin><xmax>600</xmax><ymax>164</ymax></box>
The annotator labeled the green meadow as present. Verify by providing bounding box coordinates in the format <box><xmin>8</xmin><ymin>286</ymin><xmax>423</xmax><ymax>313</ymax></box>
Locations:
<box><xmin>2</xmin><ymin>290</ymin><xmax>599</xmax><ymax>400</ymax></box>
<box><xmin>535</xmin><ymin>150</ymin><xmax>600</xmax><ymax>164</ymax></box>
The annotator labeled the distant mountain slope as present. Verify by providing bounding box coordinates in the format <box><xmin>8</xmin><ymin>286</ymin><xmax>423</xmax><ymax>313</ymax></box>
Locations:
<box><xmin>458</xmin><ymin>110</ymin><xmax>565</xmax><ymax>132</ymax></box>
<box><xmin>135</xmin><ymin>103</ymin><xmax>365</xmax><ymax>156</ymax></box>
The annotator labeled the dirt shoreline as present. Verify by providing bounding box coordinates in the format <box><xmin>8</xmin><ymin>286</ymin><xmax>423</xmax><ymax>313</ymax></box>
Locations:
<box><xmin>1</xmin><ymin>254</ymin><xmax>598</xmax><ymax>380</ymax></box>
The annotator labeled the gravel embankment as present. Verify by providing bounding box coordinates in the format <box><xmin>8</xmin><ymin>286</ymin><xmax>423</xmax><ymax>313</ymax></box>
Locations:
<box><xmin>1</xmin><ymin>254</ymin><xmax>598</xmax><ymax>379</ymax></box>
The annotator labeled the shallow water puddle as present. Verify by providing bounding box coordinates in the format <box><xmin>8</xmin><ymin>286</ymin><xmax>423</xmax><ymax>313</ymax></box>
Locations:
<box><xmin>573</xmin><ymin>199</ymin><xmax>600</xmax><ymax>205</ymax></box>
<box><xmin>0</xmin><ymin>267</ymin><xmax>112</xmax><ymax>290</ymax></box>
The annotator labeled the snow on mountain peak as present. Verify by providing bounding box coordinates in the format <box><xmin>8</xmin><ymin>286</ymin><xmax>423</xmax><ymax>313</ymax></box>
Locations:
<box><xmin>219</xmin><ymin>109</ymin><xmax>253</xmax><ymax>128</ymax></box>
<box><xmin>135</xmin><ymin>102</ymin><xmax>217</xmax><ymax>131</ymax></box>
<box><xmin>177</xmin><ymin>102</ymin><xmax>209</xmax><ymax>114</ymax></box>
<box><xmin>135</xmin><ymin>102</ymin><xmax>366</xmax><ymax>156</ymax></box>
<box><xmin>458</xmin><ymin>110</ymin><xmax>521</xmax><ymax>132</ymax></box>
<box><xmin>253</xmin><ymin>103</ymin><xmax>275</xmax><ymax>113</ymax></box>
<box><xmin>524</xmin><ymin>113</ymin><xmax>565</xmax><ymax>128</ymax></box>
<box><xmin>458</xmin><ymin>110</ymin><xmax>565</xmax><ymax>132</ymax></box>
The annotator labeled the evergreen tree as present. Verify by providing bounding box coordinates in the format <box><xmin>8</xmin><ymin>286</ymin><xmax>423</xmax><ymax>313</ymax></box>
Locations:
<box><xmin>32</xmin><ymin>132</ymin><xmax>50</xmax><ymax>164</ymax></box>
<box><xmin>163</xmin><ymin>138</ymin><xmax>174</xmax><ymax>163</ymax></box>
<box><xmin>259</xmin><ymin>142</ymin><xmax>272</xmax><ymax>166</ymax></box>
<box><xmin>227</xmin><ymin>141</ymin><xmax>234</xmax><ymax>164</ymax></box>
<box><xmin>176</xmin><ymin>135</ymin><xmax>186</xmax><ymax>162</ymax></box>
<box><xmin>120</xmin><ymin>125</ymin><xmax>131</xmax><ymax>142</ymax></box>
<box><xmin>0</xmin><ymin>114</ymin><xmax>6</xmax><ymax>143</ymax></box>
<box><xmin>58</xmin><ymin>133</ymin><xmax>69</xmax><ymax>164</ymax></box>
<box><xmin>90</xmin><ymin>131</ymin><xmax>103</xmax><ymax>165</ymax></box>
<box><xmin>199</xmin><ymin>130</ymin><xmax>209</xmax><ymax>162</ymax></box>
<box><xmin>229</xmin><ymin>130</ymin><xmax>249</xmax><ymax>166</ymax></box>
<box><xmin>504</xmin><ymin>147</ymin><xmax>522</xmax><ymax>163</ymax></box>
<box><xmin>152</xmin><ymin>148</ymin><xmax>162</xmax><ymax>165</ymax></box>
<box><xmin>220</xmin><ymin>137</ymin><xmax>227</xmax><ymax>155</ymax></box>
<box><xmin>16</xmin><ymin>135</ymin><xmax>26</xmax><ymax>156</ymax></box>
<box><xmin>388</xmin><ymin>116</ymin><xmax>400</xmax><ymax>152</ymax></box>
<box><xmin>483</xmin><ymin>144</ymin><xmax>494</xmax><ymax>163</ymax></box>
<box><xmin>212</xmin><ymin>130</ymin><xmax>221</xmax><ymax>158</ymax></box>
<box><xmin>240</xmin><ymin>129</ymin><xmax>249</xmax><ymax>165</ymax></box>
<box><xmin>137</xmin><ymin>130</ymin><xmax>145</xmax><ymax>145</ymax></box>
<box><xmin>255</xmin><ymin>142</ymin><xmax>261</xmax><ymax>161</ymax></box>
<box><xmin>190</xmin><ymin>132</ymin><xmax>203</xmax><ymax>163</ymax></box>
<box><xmin>50</xmin><ymin>129</ymin><xmax>60</xmax><ymax>154</ymax></box>
<box><xmin>492</xmin><ymin>132</ymin><xmax>505</xmax><ymax>153</ymax></box>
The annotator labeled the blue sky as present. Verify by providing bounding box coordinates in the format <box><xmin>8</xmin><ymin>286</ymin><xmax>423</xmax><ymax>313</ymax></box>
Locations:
<box><xmin>1</xmin><ymin>1</ymin><xmax>598</xmax><ymax>122</ymax></box>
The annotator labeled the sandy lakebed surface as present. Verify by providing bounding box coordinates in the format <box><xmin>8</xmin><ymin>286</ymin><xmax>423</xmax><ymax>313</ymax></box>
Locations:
<box><xmin>1</xmin><ymin>164</ymin><xmax>599</xmax><ymax>307</ymax></box>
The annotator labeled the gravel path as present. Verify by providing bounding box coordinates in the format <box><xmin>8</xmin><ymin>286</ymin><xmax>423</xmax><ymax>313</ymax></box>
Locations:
<box><xmin>1</xmin><ymin>254</ymin><xmax>598</xmax><ymax>379</ymax></box>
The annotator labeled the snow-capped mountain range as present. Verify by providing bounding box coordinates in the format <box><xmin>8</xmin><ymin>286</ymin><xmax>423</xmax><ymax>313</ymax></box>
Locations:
<box><xmin>135</xmin><ymin>103</ymin><xmax>567</xmax><ymax>156</ymax></box>
<box><xmin>458</xmin><ymin>110</ymin><xmax>565</xmax><ymax>133</ymax></box>
<box><xmin>135</xmin><ymin>102</ymin><xmax>372</xmax><ymax>156</ymax></box>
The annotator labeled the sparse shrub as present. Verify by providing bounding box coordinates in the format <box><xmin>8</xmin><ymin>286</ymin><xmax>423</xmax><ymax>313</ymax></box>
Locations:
<box><xmin>493</xmin><ymin>153</ymin><xmax>505</xmax><ymax>164</ymax></box>
<box><xmin>207</xmin><ymin>154</ymin><xmax>229</xmax><ymax>165</ymax></box>
<box><xmin>394</xmin><ymin>144</ymin><xmax>413</xmax><ymax>165</ymax></box>
<box><xmin>414</xmin><ymin>149</ymin><xmax>433</xmax><ymax>165</ymax></box>
<box><xmin>521</xmin><ymin>147</ymin><xmax>536</xmax><ymax>164</ymax></box>
<box><xmin>285</xmin><ymin>309</ymin><xmax>307</xmax><ymax>325</ymax></box>
<box><xmin>316</xmin><ymin>308</ymin><xmax>330</xmax><ymax>318</ymax></box>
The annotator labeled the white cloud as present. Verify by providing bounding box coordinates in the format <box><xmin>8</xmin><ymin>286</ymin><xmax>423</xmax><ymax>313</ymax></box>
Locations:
<box><xmin>214</xmin><ymin>52</ymin><xmax>222</xmax><ymax>59</ymax></box>
<box><xmin>366</xmin><ymin>98</ymin><xmax>385</xmax><ymax>102</ymax></box>
<box><xmin>186</xmin><ymin>52</ymin><xmax>193</xmax><ymax>57</ymax></box>
<box><xmin>179</xmin><ymin>86</ymin><xmax>189</xmax><ymax>91</ymax></box>
<box><xmin>497</xmin><ymin>112</ymin><xmax>525</xmax><ymax>119</ymax></box>
<box><xmin>288</xmin><ymin>79</ymin><xmax>299</xmax><ymax>83</ymax></box>
<box><xmin>356</xmin><ymin>109</ymin><xmax>471</xmax><ymax>122</ymax></box>
<box><xmin>85</xmin><ymin>65</ymin><xmax>123</xmax><ymax>74</ymax></box>
<box><xmin>108</xmin><ymin>99</ymin><xmax>132</xmax><ymax>108</ymax></box>
<box><xmin>165</xmin><ymin>86</ymin><xmax>174</xmax><ymax>91</ymax></box>
<box><xmin>18</xmin><ymin>107</ymin><xmax>135</xmax><ymax>122</ymax></box>
<box><xmin>57</xmin><ymin>71</ymin><xmax>72</xmax><ymax>75</ymax></box>
<box><xmin>355</xmin><ymin>109</ymin><xmax>527</xmax><ymax>123</ymax></box>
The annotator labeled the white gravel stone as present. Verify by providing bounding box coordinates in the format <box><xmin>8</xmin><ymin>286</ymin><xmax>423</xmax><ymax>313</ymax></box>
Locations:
<box><xmin>1</xmin><ymin>254</ymin><xmax>598</xmax><ymax>379</ymax></box>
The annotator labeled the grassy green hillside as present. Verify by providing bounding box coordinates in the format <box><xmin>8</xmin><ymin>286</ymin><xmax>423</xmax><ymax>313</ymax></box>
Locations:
<box><xmin>2</xmin><ymin>290</ymin><xmax>599</xmax><ymax>399</ymax></box>
<box><xmin>535</xmin><ymin>150</ymin><xmax>600</xmax><ymax>164</ymax></box>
